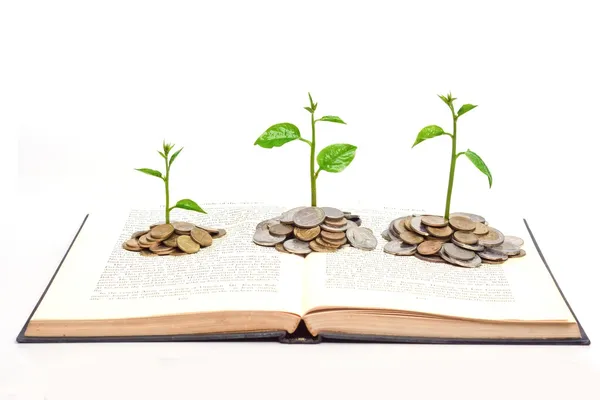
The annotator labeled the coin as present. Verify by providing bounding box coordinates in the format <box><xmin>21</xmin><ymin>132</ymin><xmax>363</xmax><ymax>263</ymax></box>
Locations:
<box><xmin>293</xmin><ymin>207</ymin><xmax>326</xmax><ymax>228</ymax></box>
<box><xmin>345</xmin><ymin>220</ymin><xmax>359</xmax><ymax>230</ymax></box>
<box><xmin>478</xmin><ymin>247</ymin><xmax>508</xmax><ymax>261</ymax></box>
<box><xmin>321</xmin><ymin>230</ymin><xmax>346</xmax><ymax>241</ymax></box>
<box><xmin>170</xmin><ymin>249</ymin><xmax>188</xmax><ymax>256</ymax></box>
<box><xmin>253</xmin><ymin>228</ymin><xmax>286</xmax><ymax>246</ymax></box>
<box><xmin>453</xmin><ymin>231</ymin><xmax>479</xmax><ymax>245</ymax></box>
<box><xmin>269</xmin><ymin>223</ymin><xmax>294</xmax><ymax>236</ymax></box>
<box><xmin>140</xmin><ymin>249</ymin><xmax>157</xmax><ymax>257</ymax></box>
<box><xmin>426</xmin><ymin>225</ymin><xmax>453</xmax><ymax>238</ymax></box>
<box><xmin>381</xmin><ymin>229</ymin><xmax>392</xmax><ymax>241</ymax></box>
<box><xmin>138</xmin><ymin>234</ymin><xmax>155</xmax><ymax>247</ymax></box>
<box><xmin>294</xmin><ymin>226</ymin><xmax>321</xmax><ymax>241</ymax></box>
<box><xmin>384</xmin><ymin>240</ymin><xmax>417</xmax><ymax>256</ymax></box>
<box><xmin>256</xmin><ymin>218</ymin><xmax>280</xmax><ymax>230</ymax></box>
<box><xmin>399</xmin><ymin>231</ymin><xmax>424</xmax><ymax>245</ymax></box>
<box><xmin>421</xmin><ymin>215</ymin><xmax>448</xmax><ymax>227</ymax></box>
<box><xmin>410</xmin><ymin>216</ymin><xmax>430</xmax><ymax>236</ymax></box>
<box><xmin>482</xmin><ymin>259</ymin><xmax>505</xmax><ymax>265</ymax></box>
<box><xmin>504</xmin><ymin>236</ymin><xmax>524</xmax><ymax>247</ymax></box>
<box><xmin>448</xmin><ymin>216</ymin><xmax>476</xmax><ymax>232</ymax></box>
<box><xmin>163</xmin><ymin>233</ymin><xmax>181</xmax><ymax>247</ymax></box>
<box><xmin>275</xmin><ymin>243</ymin><xmax>289</xmax><ymax>254</ymax></box>
<box><xmin>320</xmin><ymin>222</ymin><xmax>349</xmax><ymax>233</ymax></box>
<box><xmin>213</xmin><ymin>229</ymin><xmax>227</xmax><ymax>239</ymax></box>
<box><xmin>321</xmin><ymin>236</ymin><xmax>347</xmax><ymax>247</ymax></box>
<box><xmin>493</xmin><ymin>242</ymin><xmax>521</xmax><ymax>256</ymax></box>
<box><xmin>309</xmin><ymin>240</ymin><xmax>336</xmax><ymax>253</ymax></box>
<box><xmin>473</xmin><ymin>222</ymin><xmax>489</xmax><ymax>235</ymax></box>
<box><xmin>149</xmin><ymin>243</ymin><xmax>175</xmax><ymax>254</ymax></box>
<box><xmin>283</xmin><ymin>239</ymin><xmax>312</xmax><ymax>255</ymax></box>
<box><xmin>193</xmin><ymin>225</ymin><xmax>219</xmax><ymax>235</ymax></box>
<box><xmin>131</xmin><ymin>230</ymin><xmax>149</xmax><ymax>239</ymax></box>
<box><xmin>442</xmin><ymin>243</ymin><xmax>475</xmax><ymax>261</ymax></box>
<box><xmin>346</xmin><ymin>227</ymin><xmax>378</xmax><ymax>250</ymax></box>
<box><xmin>191</xmin><ymin>227</ymin><xmax>213</xmax><ymax>247</ymax></box>
<box><xmin>417</xmin><ymin>240</ymin><xmax>442</xmax><ymax>256</ymax></box>
<box><xmin>404</xmin><ymin>216</ymin><xmax>413</xmax><ymax>232</ymax></box>
<box><xmin>391</xmin><ymin>217</ymin><xmax>408</xmax><ymax>236</ymax></box>
<box><xmin>451</xmin><ymin>238</ymin><xmax>484</xmax><ymax>252</ymax></box>
<box><xmin>511</xmin><ymin>249</ymin><xmax>526</xmax><ymax>258</ymax></box>
<box><xmin>315</xmin><ymin>237</ymin><xmax>341</xmax><ymax>249</ymax></box>
<box><xmin>324</xmin><ymin>218</ymin><xmax>348</xmax><ymax>228</ymax></box>
<box><xmin>172</xmin><ymin>221</ymin><xmax>195</xmax><ymax>234</ymax></box>
<box><xmin>415</xmin><ymin>252</ymin><xmax>446</xmax><ymax>263</ymax></box>
<box><xmin>279</xmin><ymin>207</ymin><xmax>305</xmax><ymax>224</ymax></box>
<box><xmin>478</xmin><ymin>227</ymin><xmax>504</xmax><ymax>247</ymax></box>
<box><xmin>149</xmin><ymin>224</ymin><xmax>175</xmax><ymax>240</ymax></box>
<box><xmin>123</xmin><ymin>239</ymin><xmax>142</xmax><ymax>251</ymax></box>
<box><xmin>450</xmin><ymin>212</ymin><xmax>486</xmax><ymax>223</ymax></box>
<box><xmin>321</xmin><ymin>207</ymin><xmax>345</xmax><ymax>220</ymax></box>
<box><xmin>177</xmin><ymin>235</ymin><xmax>200</xmax><ymax>254</ymax></box>
<box><xmin>439</xmin><ymin>247</ymin><xmax>481</xmax><ymax>268</ymax></box>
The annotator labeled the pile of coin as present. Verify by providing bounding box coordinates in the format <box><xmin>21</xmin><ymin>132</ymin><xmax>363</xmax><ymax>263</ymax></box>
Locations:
<box><xmin>382</xmin><ymin>212</ymin><xmax>525</xmax><ymax>268</ymax></box>
<box><xmin>122</xmin><ymin>221</ymin><xmax>226</xmax><ymax>256</ymax></box>
<box><xmin>253</xmin><ymin>206</ymin><xmax>377</xmax><ymax>255</ymax></box>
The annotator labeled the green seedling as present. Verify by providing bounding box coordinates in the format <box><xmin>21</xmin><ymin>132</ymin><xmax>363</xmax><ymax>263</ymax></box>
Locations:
<box><xmin>412</xmin><ymin>92</ymin><xmax>493</xmax><ymax>220</ymax></box>
<box><xmin>254</xmin><ymin>92</ymin><xmax>357</xmax><ymax>207</ymax></box>
<box><xmin>135</xmin><ymin>140</ymin><xmax>206</xmax><ymax>223</ymax></box>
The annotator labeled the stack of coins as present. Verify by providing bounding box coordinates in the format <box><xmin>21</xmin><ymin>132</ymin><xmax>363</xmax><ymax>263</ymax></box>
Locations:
<box><xmin>382</xmin><ymin>212</ymin><xmax>525</xmax><ymax>268</ymax></box>
<box><xmin>253</xmin><ymin>206</ymin><xmax>377</xmax><ymax>255</ymax></box>
<box><xmin>122</xmin><ymin>221</ymin><xmax>226</xmax><ymax>257</ymax></box>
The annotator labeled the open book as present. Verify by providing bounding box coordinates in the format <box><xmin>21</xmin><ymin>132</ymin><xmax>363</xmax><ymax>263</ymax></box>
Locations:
<box><xmin>18</xmin><ymin>203</ymin><xmax>589</xmax><ymax>345</ymax></box>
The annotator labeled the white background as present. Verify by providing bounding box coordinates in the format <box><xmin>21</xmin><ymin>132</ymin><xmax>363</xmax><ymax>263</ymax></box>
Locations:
<box><xmin>2</xmin><ymin>0</ymin><xmax>600</xmax><ymax>399</ymax></box>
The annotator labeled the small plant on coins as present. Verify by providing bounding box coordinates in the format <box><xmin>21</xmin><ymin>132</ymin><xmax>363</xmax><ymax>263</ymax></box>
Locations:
<box><xmin>254</xmin><ymin>93</ymin><xmax>357</xmax><ymax>207</ymax></box>
<box><xmin>411</xmin><ymin>92</ymin><xmax>493</xmax><ymax>220</ymax></box>
<box><xmin>135</xmin><ymin>140</ymin><xmax>206</xmax><ymax>223</ymax></box>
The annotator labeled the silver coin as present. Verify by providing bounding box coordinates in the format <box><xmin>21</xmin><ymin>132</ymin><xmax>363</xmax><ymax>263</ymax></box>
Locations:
<box><xmin>283</xmin><ymin>239</ymin><xmax>312</xmax><ymax>255</ymax></box>
<box><xmin>346</xmin><ymin>227</ymin><xmax>378</xmax><ymax>251</ymax></box>
<box><xmin>353</xmin><ymin>218</ymin><xmax>362</xmax><ymax>227</ymax></box>
<box><xmin>439</xmin><ymin>248</ymin><xmax>482</xmax><ymax>268</ymax></box>
<box><xmin>320</xmin><ymin>222</ymin><xmax>349</xmax><ymax>233</ymax></box>
<box><xmin>293</xmin><ymin>207</ymin><xmax>326</xmax><ymax>228</ymax></box>
<box><xmin>268</xmin><ymin>223</ymin><xmax>294</xmax><ymax>236</ymax></box>
<box><xmin>344</xmin><ymin>214</ymin><xmax>360</xmax><ymax>220</ymax></box>
<box><xmin>381</xmin><ymin>229</ymin><xmax>392</xmax><ymax>241</ymax></box>
<box><xmin>253</xmin><ymin>228</ymin><xmax>287</xmax><ymax>246</ymax></box>
<box><xmin>443</xmin><ymin>243</ymin><xmax>476</xmax><ymax>261</ymax></box>
<box><xmin>491</xmin><ymin>242</ymin><xmax>521</xmax><ymax>256</ymax></box>
<box><xmin>504</xmin><ymin>235</ymin><xmax>524</xmax><ymax>247</ymax></box>
<box><xmin>451</xmin><ymin>237</ymin><xmax>484</xmax><ymax>252</ymax></box>
<box><xmin>478</xmin><ymin>247</ymin><xmax>509</xmax><ymax>261</ymax></box>
<box><xmin>384</xmin><ymin>240</ymin><xmax>417</xmax><ymax>255</ymax></box>
<box><xmin>256</xmin><ymin>218</ymin><xmax>280</xmax><ymax>230</ymax></box>
<box><xmin>279</xmin><ymin>207</ymin><xmax>305</xmax><ymax>224</ymax></box>
<box><xmin>450</xmin><ymin>212</ymin><xmax>486</xmax><ymax>223</ymax></box>
<box><xmin>390</xmin><ymin>217</ymin><xmax>406</xmax><ymax>235</ymax></box>
<box><xmin>320</xmin><ymin>207</ymin><xmax>345</xmax><ymax>220</ymax></box>
<box><xmin>410</xmin><ymin>216</ymin><xmax>430</xmax><ymax>236</ymax></box>
<box><xmin>213</xmin><ymin>229</ymin><xmax>227</xmax><ymax>239</ymax></box>
<box><xmin>478</xmin><ymin>227</ymin><xmax>505</xmax><ymax>247</ymax></box>
<box><xmin>346</xmin><ymin>220</ymin><xmax>358</xmax><ymax>230</ymax></box>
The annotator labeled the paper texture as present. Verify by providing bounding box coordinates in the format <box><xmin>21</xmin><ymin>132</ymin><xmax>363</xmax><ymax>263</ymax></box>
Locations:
<box><xmin>32</xmin><ymin>204</ymin><xmax>304</xmax><ymax>321</ymax></box>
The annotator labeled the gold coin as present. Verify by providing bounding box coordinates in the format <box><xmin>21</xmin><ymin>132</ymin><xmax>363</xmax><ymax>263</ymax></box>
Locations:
<box><xmin>195</xmin><ymin>224</ymin><xmax>220</xmax><ymax>234</ymax></box>
<box><xmin>392</xmin><ymin>218</ymin><xmax>408</xmax><ymax>236</ymax></box>
<box><xmin>320</xmin><ymin>230</ymin><xmax>346</xmax><ymax>241</ymax></box>
<box><xmin>294</xmin><ymin>226</ymin><xmax>321</xmax><ymax>241</ymax></box>
<box><xmin>324</xmin><ymin>218</ymin><xmax>347</xmax><ymax>227</ymax></box>
<box><xmin>275</xmin><ymin>243</ymin><xmax>289</xmax><ymax>254</ymax></box>
<box><xmin>150</xmin><ymin>224</ymin><xmax>175</xmax><ymax>240</ymax></box>
<box><xmin>473</xmin><ymin>222</ymin><xmax>489</xmax><ymax>235</ymax></box>
<box><xmin>421</xmin><ymin>215</ymin><xmax>448</xmax><ymax>227</ymax></box>
<box><xmin>171</xmin><ymin>249</ymin><xmax>188</xmax><ymax>256</ymax></box>
<box><xmin>453</xmin><ymin>231</ymin><xmax>479</xmax><ymax>245</ymax></box>
<box><xmin>137</xmin><ymin>234</ymin><xmax>155</xmax><ymax>248</ymax></box>
<box><xmin>269</xmin><ymin>223</ymin><xmax>294</xmax><ymax>236</ymax></box>
<box><xmin>191</xmin><ymin>228</ymin><xmax>213</xmax><ymax>247</ymax></box>
<box><xmin>122</xmin><ymin>239</ymin><xmax>142</xmax><ymax>251</ymax></box>
<box><xmin>131</xmin><ymin>230</ymin><xmax>149</xmax><ymax>239</ymax></box>
<box><xmin>399</xmin><ymin>231</ymin><xmax>424</xmax><ymax>245</ymax></box>
<box><xmin>417</xmin><ymin>240</ymin><xmax>442</xmax><ymax>256</ymax></box>
<box><xmin>404</xmin><ymin>216</ymin><xmax>414</xmax><ymax>232</ymax></box>
<box><xmin>149</xmin><ymin>243</ymin><xmax>174</xmax><ymax>253</ymax></box>
<box><xmin>316</xmin><ymin>237</ymin><xmax>340</xmax><ymax>248</ymax></box>
<box><xmin>309</xmin><ymin>240</ymin><xmax>336</xmax><ymax>253</ymax></box>
<box><xmin>426</xmin><ymin>225</ymin><xmax>453</xmax><ymax>238</ymax></box>
<box><xmin>177</xmin><ymin>235</ymin><xmax>200</xmax><ymax>254</ymax></box>
<box><xmin>163</xmin><ymin>233</ymin><xmax>181</xmax><ymax>248</ymax></box>
<box><xmin>172</xmin><ymin>221</ymin><xmax>195</xmax><ymax>234</ymax></box>
<box><xmin>449</xmin><ymin>216</ymin><xmax>476</xmax><ymax>231</ymax></box>
<box><xmin>321</xmin><ymin>235</ymin><xmax>347</xmax><ymax>247</ymax></box>
<box><xmin>482</xmin><ymin>259</ymin><xmax>505</xmax><ymax>265</ymax></box>
<box><xmin>511</xmin><ymin>249</ymin><xmax>526</xmax><ymax>258</ymax></box>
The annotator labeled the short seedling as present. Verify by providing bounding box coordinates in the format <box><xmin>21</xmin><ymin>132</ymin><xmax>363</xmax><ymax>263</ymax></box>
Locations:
<box><xmin>254</xmin><ymin>93</ymin><xmax>357</xmax><ymax>207</ymax></box>
<box><xmin>412</xmin><ymin>93</ymin><xmax>493</xmax><ymax>220</ymax></box>
<box><xmin>135</xmin><ymin>140</ymin><xmax>206</xmax><ymax>223</ymax></box>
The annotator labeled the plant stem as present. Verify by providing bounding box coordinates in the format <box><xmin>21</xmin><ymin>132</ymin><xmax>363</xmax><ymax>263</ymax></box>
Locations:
<box><xmin>310</xmin><ymin>112</ymin><xmax>317</xmax><ymax>207</ymax></box>
<box><xmin>164</xmin><ymin>156</ymin><xmax>170</xmax><ymax>223</ymax></box>
<box><xmin>444</xmin><ymin>104</ymin><xmax>457</xmax><ymax>220</ymax></box>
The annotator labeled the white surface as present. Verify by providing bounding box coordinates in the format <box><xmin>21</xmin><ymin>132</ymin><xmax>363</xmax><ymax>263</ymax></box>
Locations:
<box><xmin>3</xmin><ymin>0</ymin><xmax>599</xmax><ymax>399</ymax></box>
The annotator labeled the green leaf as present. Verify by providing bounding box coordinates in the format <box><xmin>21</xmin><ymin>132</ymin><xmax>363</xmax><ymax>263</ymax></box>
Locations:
<box><xmin>412</xmin><ymin>125</ymin><xmax>446</xmax><ymax>147</ymax></box>
<box><xmin>304</xmin><ymin>106</ymin><xmax>313</xmax><ymax>113</ymax></box>
<box><xmin>457</xmin><ymin>104</ymin><xmax>477</xmax><ymax>117</ymax></box>
<box><xmin>254</xmin><ymin>123</ymin><xmax>301</xmax><ymax>148</ymax></box>
<box><xmin>308</xmin><ymin>92</ymin><xmax>315</xmax><ymax>109</ymax></box>
<box><xmin>317</xmin><ymin>143</ymin><xmax>357</xmax><ymax>173</ymax></box>
<box><xmin>135</xmin><ymin>168</ymin><xmax>163</xmax><ymax>179</ymax></box>
<box><xmin>158</xmin><ymin>151</ymin><xmax>166</xmax><ymax>159</ymax></box>
<box><xmin>464</xmin><ymin>149</ymin><xmax>492</xmax><ymax>187</ymax></box>
<box><xmin>169</xmin><ymin>147</ymin><xmax>183</xmax><ymax>165</ymax></box>
<box><xmin>173</xmin><ymin>199</ymin><xmax>207</xmax><ymax>213</ymax></box>
<box><xmin>319</xmin><ymin>116</ymin><xmax>346</xmax><ymax>124</ymax></box>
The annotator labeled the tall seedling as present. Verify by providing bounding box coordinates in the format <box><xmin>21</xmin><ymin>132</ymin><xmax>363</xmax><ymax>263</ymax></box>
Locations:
<box><xmin>135</xmin><ymin>140</ymin><xmax>206</xmax><ymax>223</ymax></box>
<box><xmin>254</xmin><ymin>93</ymin><xmax>357</xmax><ymax>207</ymax></box>
<box><xmin>412</xmin><ymin>93</ymin><xmax>493</xmax><ymax>220</ymax></box>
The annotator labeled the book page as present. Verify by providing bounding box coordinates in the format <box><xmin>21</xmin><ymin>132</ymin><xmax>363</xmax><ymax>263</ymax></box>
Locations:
<box><xmin>31</xmin><ymin>203</ymin><xmax>305</xmax><ymax>321</ymax></box>
<box><xmin>302</xmin><ymin>207</ymin><xmax>576</xmax><ymax>323</ymax></box>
